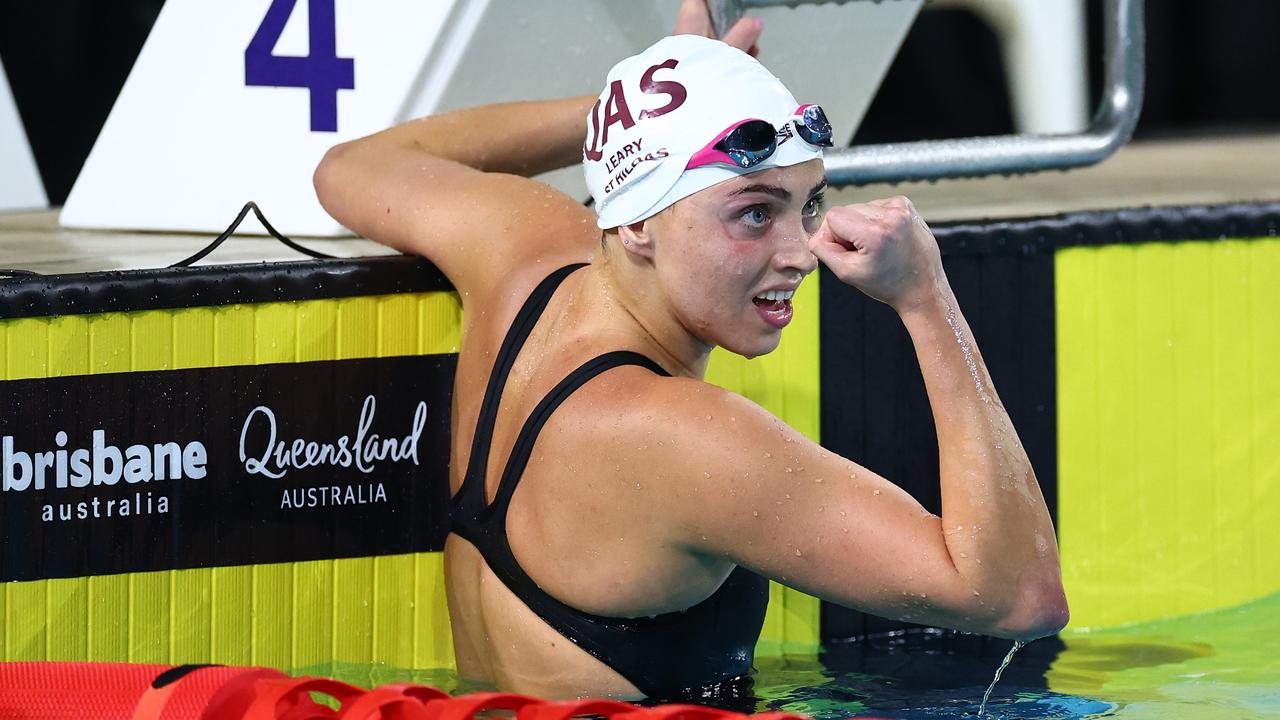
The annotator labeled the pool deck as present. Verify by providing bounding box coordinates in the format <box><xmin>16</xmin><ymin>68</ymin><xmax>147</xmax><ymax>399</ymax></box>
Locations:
<box><xmin>827</xmin><ymin>132</ymin><xmax>1280</xmax><ymax>222</ymax></box>
<box><xmin>2</xmin><ymin>133</ymin><xmax>1279</xmax><ymax>275</ymax></box>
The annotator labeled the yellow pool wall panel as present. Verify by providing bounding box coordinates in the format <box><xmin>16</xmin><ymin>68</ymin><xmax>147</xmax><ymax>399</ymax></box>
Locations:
<box><xmin>2</xmin><ymin>292</ymin><xmax>462</xmax><ymax>671</ymax></box>
<box><xmin>2</xmin><ymin>275</ymin><xmax>822</xmax><ymax>669</ymax></box>
<box><xmin>1056</xmin><ymin>237</ymin><xmax>1280</xmax><ymax>629</ymax></box>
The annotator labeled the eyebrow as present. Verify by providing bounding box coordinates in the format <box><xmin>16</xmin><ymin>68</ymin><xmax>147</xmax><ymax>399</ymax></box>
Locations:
<box><xmin>729</xmin><ymin>180</ymin><xmax>828</xmax><ymax>203</ymax></box>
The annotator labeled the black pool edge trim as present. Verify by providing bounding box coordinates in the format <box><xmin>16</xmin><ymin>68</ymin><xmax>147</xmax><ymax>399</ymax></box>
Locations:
<box><xmin>0</xmin><ymin>254</ymin><xmax>452</xmax><ymax>320</ymax></box>
<box><xmin>2</xmin><ymin>199</ymin><xmax>1278</xmax><ymax>319</ymax></box>
<box><xmin>933</xmin><ymin>199</ymin><xmax>1280</xmax><ymax>256</ymax></box>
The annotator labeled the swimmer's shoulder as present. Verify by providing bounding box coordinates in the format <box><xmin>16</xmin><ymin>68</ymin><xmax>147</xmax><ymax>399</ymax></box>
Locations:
<box><xmin>568</xmin><ymin>369</ymin><xmax>796</xmax><ymax>473</ymax></box>
<box><xmin>563</xmin><ymin>369</ymin><xmax>845</xmax><ymax>551</ymax></box>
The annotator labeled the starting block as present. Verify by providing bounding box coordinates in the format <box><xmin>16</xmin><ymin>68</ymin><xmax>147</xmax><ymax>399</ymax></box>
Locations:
<box><xmin>60</xmin><ymin>0</ymin><xmax>920</xmax><ymax>236</ymax></box>
<box><xmin>0</xmin><ymin>56</ymin><xmax>47</xmax><ymax>212</ymax></box>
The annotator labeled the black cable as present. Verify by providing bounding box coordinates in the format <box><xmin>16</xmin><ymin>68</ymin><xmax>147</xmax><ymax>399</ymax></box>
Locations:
<box><xmin>1</xmin><ymin>202</ymin><xmax>336</xmax><ymax>278</ymax></box>
<box><xmin>169</xmin><ymin>201</ymin><xmax>336</xmax><ymax>267</ymax></box>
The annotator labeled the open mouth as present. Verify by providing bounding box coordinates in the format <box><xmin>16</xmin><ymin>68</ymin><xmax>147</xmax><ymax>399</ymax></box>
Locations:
<box><xmin>752</xmin><ymin>289</ymin><xmax>796</xmax><ymax>329</ymax></box>
<box><xmin>752</xmin><ymin>289</ymin><xmax>795</xmax><ymax>312</ymax></box>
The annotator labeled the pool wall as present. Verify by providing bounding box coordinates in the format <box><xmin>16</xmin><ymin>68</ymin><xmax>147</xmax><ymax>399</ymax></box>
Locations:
<box><xmin>1056</xmin><ymin>230</ymin><xmax>1280</xmax><ymax>628</ymax></box>
<box><xmin>2</xmin><ymin>200</ymin><xmax>1276</xmax><ymax>669</ymax></box>
<box><xmin>819</xmin><ymin>201</ymin><xmax>1280</xmax><ymax>638</ymax></box>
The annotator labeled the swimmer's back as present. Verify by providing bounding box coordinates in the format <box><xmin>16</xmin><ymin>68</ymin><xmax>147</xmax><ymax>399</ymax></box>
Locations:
<box><xmin>443</xmin><ymin>262</ymin><xmax>758</xmax><ymax>698</ymax></box>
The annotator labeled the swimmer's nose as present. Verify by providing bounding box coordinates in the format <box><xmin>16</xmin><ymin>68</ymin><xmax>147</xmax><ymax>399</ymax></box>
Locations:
<box><xmin>775</xmin><ymin>232</ymin><xmax>819</xmax><ymax>278</ymax></box>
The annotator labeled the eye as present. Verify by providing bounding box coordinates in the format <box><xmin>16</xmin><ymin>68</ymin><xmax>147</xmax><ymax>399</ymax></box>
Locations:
<box><xmin>803</xmin><ymin>192</ymin><xmax>826</xmax><ymax>218</ymax></box>
<box><xmin>739</xmin><ymin>205</ymin><xmax>771</xmax><ymax>228</ymax></box>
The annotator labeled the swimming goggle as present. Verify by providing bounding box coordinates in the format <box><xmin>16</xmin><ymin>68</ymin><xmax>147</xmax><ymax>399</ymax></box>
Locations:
<box><xmin>686</xmin><ymin>104</ymin><xmax>833</xmax><ymax>171</ymax></box>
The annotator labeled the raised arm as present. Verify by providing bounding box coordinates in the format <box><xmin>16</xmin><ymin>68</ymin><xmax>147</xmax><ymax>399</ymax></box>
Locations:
<box><xmin>810</xmin><ymin>196</ymin><xmax>1067</xmax><ymax>636</ymax></box>
<box><xmin>312</xmin><ymin>96</ymin><xmax>601</xmax><ymax>306</ymax></box>
<box><xmin>313</xmin><ymin>0</ymin><xmax>764</xmax><ymax>307</ymax></box>
<box><xmin>631</xmin><ymin>197</ymin><xmax>1067</xmax><ymax>639</ymax></box>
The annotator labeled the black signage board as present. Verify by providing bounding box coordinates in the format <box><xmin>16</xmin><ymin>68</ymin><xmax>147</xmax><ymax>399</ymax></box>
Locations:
<box><xmin>0</xmin><ymin>354</ymin><xmax>456</xmax><ymax>582</ymax></box>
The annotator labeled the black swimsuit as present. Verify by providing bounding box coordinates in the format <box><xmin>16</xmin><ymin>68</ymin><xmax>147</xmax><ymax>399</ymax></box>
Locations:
<box><xmin>450</xmin><ymin>263</ymin><xmax>769</xmax><ymax>698</ymax></box>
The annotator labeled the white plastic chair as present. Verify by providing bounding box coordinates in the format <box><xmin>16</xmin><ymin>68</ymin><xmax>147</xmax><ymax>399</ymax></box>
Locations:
<box><xmin>932</xmin><ymin>0</ymin><xmax>1089</xmax><ymax>134</ymax></box>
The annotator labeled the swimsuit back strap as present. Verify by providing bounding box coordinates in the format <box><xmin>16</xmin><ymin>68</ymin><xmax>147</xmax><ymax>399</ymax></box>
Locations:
<box><xmin>490</xmin><ymin>351</ymin><xmax>670</xmax><ymax>516</ymax></box>
<box><xmin>459</xmin><ymin>263</ymin><xmax>587</xmax><ymax>501</ymax></box>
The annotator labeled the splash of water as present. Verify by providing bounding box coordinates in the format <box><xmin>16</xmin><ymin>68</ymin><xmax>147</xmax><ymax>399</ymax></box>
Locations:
<box><xmin>978</xmin><ymin>640</ymin><xmax>1024</xmax><ymax>716</ymax></box>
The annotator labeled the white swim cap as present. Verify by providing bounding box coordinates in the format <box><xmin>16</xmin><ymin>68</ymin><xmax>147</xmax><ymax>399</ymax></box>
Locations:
<box><xmin>584</xmin><ymin>35</ymin><xmax>826</xmax><ymax>230</ymax></box>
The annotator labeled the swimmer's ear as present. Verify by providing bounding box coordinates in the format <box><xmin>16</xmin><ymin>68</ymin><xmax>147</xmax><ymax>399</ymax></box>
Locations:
<box><xmin>617</xmin><ymin>220</ymin><xmax>656</xmax><ymax>259</ymax></box>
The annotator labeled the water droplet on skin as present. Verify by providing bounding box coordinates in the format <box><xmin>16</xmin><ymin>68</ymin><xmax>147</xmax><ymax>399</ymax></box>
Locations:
<box><xmin>764</xmin><ymin>452</ymin><xmax>772</xmax><ymax>459</ymax></box>
<box><xmin>794</xmin><ymin>549</ymin><xmax>802</xmax><ymax>557</ymax></box>
<box><xmin>706</xmin><ymin>414</ymin><xmax>713</xmax><ymax>420</ymax></box>
<box><xmin>873</xmin><ymin>489</ymin><xmax>881</xmax><ymax>496</ymax></box>
<box><xmin>1035</xmin><ymin>533</ymin><xmax>1051</xmax><ymax>557</ymax></box>
<box><xmin>634</xmin><ymin>483</ymin><xmax>642</xmax><ymax>490</ymax></box>
<box><xmin>752</xmin><ymin>510</ymin><xmax>759</xmax><ymax>517</ymax></box>
<box><xmin>814</xmin><ymin>477</ymin><xmax>823</xmax><ymax>483</ymax></box>
<box><xmin>703</xmin><ymin>471</ymin><xmax>712</xmax><ymax>478</ymax></box>
<box><xmin>840</xmin><ymin>511</ymin><xmax>847</xmax><ymax>518</ymax></box>
<box><xmin>959</xmin><ymin>552</ymin><xmax>968</xmax><ymax>558</ymax></box>
<box><xmin>785</xmin><ymin>467</ymin><xmax>793</xmax><ymax>473</ymax></box>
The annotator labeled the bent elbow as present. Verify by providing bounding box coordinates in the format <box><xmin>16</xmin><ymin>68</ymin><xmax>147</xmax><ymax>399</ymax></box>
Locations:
<box><xmin>993</xmin><ymin>579</ymin><xmax>1069</xmax><ymax>641</ymax></box>
<box><xmin>313</xmin><ymin>142</ymin><xmax>355</xmax><ymax>216</ymax></box>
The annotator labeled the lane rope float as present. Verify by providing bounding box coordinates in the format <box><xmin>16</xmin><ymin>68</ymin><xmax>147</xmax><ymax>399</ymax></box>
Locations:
<box><xmin>0</xmin><ymin>662</ymin><xmax>892</xmax><ymax>720</ymax></box>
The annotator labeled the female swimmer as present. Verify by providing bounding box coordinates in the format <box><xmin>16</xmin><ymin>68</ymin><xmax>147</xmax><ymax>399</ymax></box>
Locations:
<box><xmin>314</xmin><ymin>0</ymin><xmax>1067</xmax><ymax>700</ymax></box>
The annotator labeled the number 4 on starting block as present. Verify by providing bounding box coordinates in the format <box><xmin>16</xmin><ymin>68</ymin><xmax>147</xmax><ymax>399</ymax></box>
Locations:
<box><xmin>245</xmin><ymin>0</ymin><xmax>354</xmax><ymax>133</ymax></box>
<box><xmin>62</xmin><ymin>0</ymin><xmax>456</xmax><ymax>236</ymax></box>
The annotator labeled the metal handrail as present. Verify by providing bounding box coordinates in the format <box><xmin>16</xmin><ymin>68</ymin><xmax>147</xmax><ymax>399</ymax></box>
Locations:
<box><xmin>709</xmin><ymin>0</ymin><xmax>1145</xmax><ymax>186</ymax></box>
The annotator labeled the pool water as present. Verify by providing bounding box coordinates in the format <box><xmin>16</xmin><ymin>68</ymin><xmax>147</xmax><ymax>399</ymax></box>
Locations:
<box><xmin>300</xmin><ymin>592</ymin><xmax>1280</xmax><ymax>719</ymax></box>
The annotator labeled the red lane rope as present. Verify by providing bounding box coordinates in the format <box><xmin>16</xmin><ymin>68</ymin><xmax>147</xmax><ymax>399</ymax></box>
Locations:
<box><xmin>0</xmin><ymin>662</ymin><xmax>873</xmax><ymax>720</ymax></box>
<box><xmin>518</xmin><ymin>699</ymin><xmax>639</xmax><ymax>720</ymax></box>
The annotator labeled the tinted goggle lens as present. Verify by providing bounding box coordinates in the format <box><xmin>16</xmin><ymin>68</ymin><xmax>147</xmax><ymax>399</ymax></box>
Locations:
<box><xmin>795</xmin><ymin>105</ymin><xmax>833</xmax><ymax>147</ymax></box>
<box><xmin>715</xmin><ymin>120</ymin><xmax>778</xmax><ymax>168</ymax></box>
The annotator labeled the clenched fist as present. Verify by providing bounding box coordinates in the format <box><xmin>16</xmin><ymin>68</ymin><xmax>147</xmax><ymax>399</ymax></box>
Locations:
<box><xmin>807</xmin><ymin>196</ymin><xmax>946</xmax><ymax>312</ymax></box>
